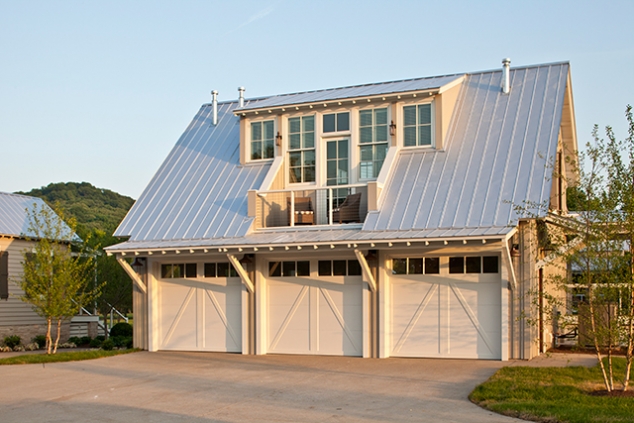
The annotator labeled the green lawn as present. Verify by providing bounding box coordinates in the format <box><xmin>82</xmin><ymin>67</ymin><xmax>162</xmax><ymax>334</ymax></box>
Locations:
<box><xmin>0</xmin><ymin>349</ymin><xmax>139</xmax><ymax>365</ymax></box>
<box><xmin>470</xmin><ymin>358</ymin><xmax>634</xmax><ymax>423</ymax></box>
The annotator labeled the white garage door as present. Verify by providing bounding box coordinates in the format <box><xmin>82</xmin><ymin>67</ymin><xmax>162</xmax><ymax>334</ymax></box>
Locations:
<box><xmin>390</xmin><ymin>256</ymin><xmax>501</xmax><ymax>359</ymax></box>
<box><xmin>266</xmin><ymin>260</ymin><xmax>363</xmax><ymax>356</ymax></box>
<box><xmin>158</xmin><ymin>265</ymin><xmax>242</xmax><ymax>352</ymax></box>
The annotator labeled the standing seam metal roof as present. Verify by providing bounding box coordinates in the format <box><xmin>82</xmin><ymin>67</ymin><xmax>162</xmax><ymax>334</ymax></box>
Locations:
<box><xmin>235</xmin><ymin>74</ymin><xmax>464</xmax><ymax>111</ymax></box>
<box><xmin>0</xmin><ymin>192</ymin><xmax>74</xmax><ymax>239</ymax></box>
<box><xmin>363</xmin><ymin>62</ymin><xmax>568</xmax><ymax>232</ymax></box>
<box><xmin>114</xmin><ymin>101</ymin><xmax>270</xmax><ymax>241</ymax></box>
<box><xmin>113</xmin><ymin>62</ymin><xmax>570</xmax><ymax>246</ymax></box>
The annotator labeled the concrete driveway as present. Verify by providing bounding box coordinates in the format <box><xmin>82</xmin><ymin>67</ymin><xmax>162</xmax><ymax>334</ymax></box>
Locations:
<box><xmin>0</xmin><ymin>351</ymin><xmax>589</xmax><ymax>423</ymax></box>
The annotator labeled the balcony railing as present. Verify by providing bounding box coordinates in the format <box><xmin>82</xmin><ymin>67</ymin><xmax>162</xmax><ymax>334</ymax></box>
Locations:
<box><xmin>254</xmin><ymin>184</ymin><xmax>368</xmax><ymax>229</ymax></box>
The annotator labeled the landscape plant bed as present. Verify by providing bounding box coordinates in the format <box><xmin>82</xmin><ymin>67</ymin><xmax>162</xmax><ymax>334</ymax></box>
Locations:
<box><xmin>0</xmin><ymin>349</ymin><xmax>140</xmax><ymax>365</ymax></box>
<box><xmin>470</xmin><ymin>358</ymin><xmax>634</xmax><ymax>423</ymax></box>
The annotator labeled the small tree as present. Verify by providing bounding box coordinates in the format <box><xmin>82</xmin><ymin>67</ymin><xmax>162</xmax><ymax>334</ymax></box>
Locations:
<box><xmin>19</xmin><ymin>203</ymin><xmax>101</xmax><ymax>354</ymax></box>
<box><xmin>532</xmin><ymin>105</ymin><xmax>634</xmax><ymax>392</ymax></box>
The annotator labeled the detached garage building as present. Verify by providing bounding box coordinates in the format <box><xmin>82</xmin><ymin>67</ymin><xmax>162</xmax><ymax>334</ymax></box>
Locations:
<box><xmin>107</xmin><ymin>60</ymin><xmax>579</xmax><ymax>361</ymax></box>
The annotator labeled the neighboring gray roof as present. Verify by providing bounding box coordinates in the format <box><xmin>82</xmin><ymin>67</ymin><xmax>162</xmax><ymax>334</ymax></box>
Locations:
<box><xmin>112</xmin><ymin>62</ymin><xmax>570</xmax><ymax>249</ymax></box>
<box><xmin>0</xmin><ymin>192</ymin><xmax>74</xmax><ymax>239</ymax></box>
<box><xmin>235</xmin><ymin>74</ymin><xmax>463</xmax><ymax>112</ymax></box>
<box><xmin>107</xmin><ymin>225</ymin><xmax>514</xmax><ymax>252</ymax></box>
<box><xmin>114</xmin><ymin>101</ymin><xmax>270</xmax><ymax>241</ymax></box>
<box><xmin>364</xmin><ymin>62</ymin><xmax>569</xmax><ymax>232</ymax></box>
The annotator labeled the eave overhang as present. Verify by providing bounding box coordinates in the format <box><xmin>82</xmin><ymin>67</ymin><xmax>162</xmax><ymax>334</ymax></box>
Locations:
<box><xmin>232</xmin><ymin>76</ymin><xmax>466</xmax><ymax>117</ymax></box>
<box><xmin>105</xmin><ymin>232</ymin><xmax>508</xmax><ymax>257</ymax></box>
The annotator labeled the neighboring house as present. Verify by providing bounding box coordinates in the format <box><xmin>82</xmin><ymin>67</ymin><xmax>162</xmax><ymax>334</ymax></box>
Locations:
<box><xmin>0</xmin><ymin>192</ymin><xmax>98</xmax><ymax>343</ymax></box>
<box><xmin>107</xmin><ymin>60</ymin><xmax>578</xmax><ymax>360</ymax></box>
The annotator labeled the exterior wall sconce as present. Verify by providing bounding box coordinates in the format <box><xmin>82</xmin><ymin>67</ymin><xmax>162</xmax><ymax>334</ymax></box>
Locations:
<box><xmin>131</xmin><ymin>257</ymin><xmax>146</xmax><ymax>270</ymax></box>
<box><xmin>275</xmin><ymin>131</ymin><xmax>282</xmax><ymax>146</ymax></box>
<box><xmin>389</xmin><ymin>120</ymin><xmax>396</xmax><ymax>136</ymax></box>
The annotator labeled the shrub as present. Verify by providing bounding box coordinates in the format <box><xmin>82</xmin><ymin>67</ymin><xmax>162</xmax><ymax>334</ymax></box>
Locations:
<box><xmin>3</xmin><ymin>335</ymin><xmax>21</xmax><ymax>349</ymax></box>
<box><xmin>80</xmin><ymin>336</ymin><xmax>92</xmax><ymax>346</ymax></box>
<box><xmin>89</xmin><ymin>338</ymin><xmax>103</xmax><ymax>348</ymax></box>
<box><xmin>32</xmin><ymin>335</ymin><xmax>47</xmax><ymax>349</ymax></box>
<box><xmin>68</xmin><ymin>336</ymin><xmax>82</xmax><ymax>345</ymax></box>
<box><xmin>101</xmin><ymin>339</ymin><xmax>115</xmax><ymax>351</ymax></box>
<box><xmin>110</xmin><ymin>322</ymin><xmax>133</xmax><ymax>338</ymax></box>
<box><xmin>95</xmin><ymin>335</ymin><xmax>105</xmax><ymax>342</ymax></box>
<box><xmin>111</xmin><ymin>336</ymin><xmax>133</xmax><ymax>349</ymax></box>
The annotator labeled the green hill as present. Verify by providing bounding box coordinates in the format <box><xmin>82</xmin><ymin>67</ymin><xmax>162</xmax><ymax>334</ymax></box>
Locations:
<box><xmin>17</xmin><ymin>182</ymin><xmax>134</xmax><ymax>238</ymax></box>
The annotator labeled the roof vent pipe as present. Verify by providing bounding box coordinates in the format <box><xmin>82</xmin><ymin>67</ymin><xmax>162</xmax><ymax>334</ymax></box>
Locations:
<box><xmin>211</xmin><ymin>90</ymin><xmax>218</xmax><ymax>125</ymax></box>
<box><xmin>501</xmin><ymin>58</ymin><xmax>511</xmax><ymax>94</ymax></box>
<box><xmin>238</xmin><ymin>86</ymin><xmax>245</xmax><ymax>108</ymax></box>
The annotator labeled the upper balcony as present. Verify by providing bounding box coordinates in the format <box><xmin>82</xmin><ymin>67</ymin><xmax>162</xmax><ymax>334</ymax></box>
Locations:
<box><xmin>248</xmin><ymin>184</ymin><xmax>371</xmax><ymax>229</ymax></box>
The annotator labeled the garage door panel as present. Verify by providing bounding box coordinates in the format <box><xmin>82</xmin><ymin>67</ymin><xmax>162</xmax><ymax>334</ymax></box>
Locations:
<box><xmin>158</xmin><ymin>278</ymin><xmax>242</xmax><ymax>352</ymax></box>
<box><xmin>202</xmin><ymin>288</ymin><xmax>241</xmax><ymax>352</ymax></box>
<box><xmin>267</xmin><ymin>277</ymin><xmax>362</xmax><ymax>356</ymax></box>
<box><xmin>268</xmin><ymin>283</ymin><xmax>310</xmax><ymax>354</ymax></box>
<box><xmin>391</xmin><ymin>273</ymin><xmax>501</xmax><ymax>359</ymax></box>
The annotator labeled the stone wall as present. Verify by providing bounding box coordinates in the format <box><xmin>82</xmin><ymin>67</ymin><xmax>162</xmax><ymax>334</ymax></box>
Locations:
<box><xmin>0</xmin><ymin>322</ymin><xmax>70</xmax><ymax>346</ymax></box>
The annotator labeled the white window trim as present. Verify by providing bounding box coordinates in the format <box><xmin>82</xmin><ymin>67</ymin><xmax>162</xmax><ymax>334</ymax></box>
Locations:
<box><xmin>247</xmin><ymin>118</ymin><xmax>277</xmax><ymax>162</ymax></box>
<box><xmin>399</xmin><ymin>99</ymin><xmax>435</xmax><ymax>149</ymax></box>
<box><xmin>357</xmin><ymin>105</ymin><xmax>391</xmax><ymax>182</ymax></box>
<box><xmin>286</xmin><ymin>113</ymin><xmax>317</xmax><ymax>185</ymax></box>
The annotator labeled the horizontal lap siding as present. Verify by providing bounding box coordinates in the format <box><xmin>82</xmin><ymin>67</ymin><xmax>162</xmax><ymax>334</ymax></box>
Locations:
<box><xmin>0</xmin><ymin>238</ymin><xmax>46</xmax><ymax>326</ymax></box>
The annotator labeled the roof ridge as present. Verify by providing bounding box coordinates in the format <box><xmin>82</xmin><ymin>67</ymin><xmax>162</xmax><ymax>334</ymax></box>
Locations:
<box><xmin>0</xmin><ymin>191</ymin><xmax>40</xmax><ymax>200</ymax></box>
<box><xmin>206</xmin><ymin>61</ymin><xmax>569</xmax><ymax>108</ymax></box>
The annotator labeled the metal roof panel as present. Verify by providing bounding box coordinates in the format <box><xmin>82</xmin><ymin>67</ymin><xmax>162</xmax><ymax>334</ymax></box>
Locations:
<box><xmin>236</xmin><ymin>74</ymin><xmax>464</xmax><ymax>111</ymax></box>
<box><xmin>0</xmin><ymin>192</ymin><xmax>74</xmax><ymax>239</ymax></box>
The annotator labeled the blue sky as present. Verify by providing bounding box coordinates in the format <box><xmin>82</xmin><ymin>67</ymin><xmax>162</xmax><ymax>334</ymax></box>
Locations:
<box><xmin>1</xmin><ymin>0</ymin><xmax>632</xmax><ymax>199</ymax></box>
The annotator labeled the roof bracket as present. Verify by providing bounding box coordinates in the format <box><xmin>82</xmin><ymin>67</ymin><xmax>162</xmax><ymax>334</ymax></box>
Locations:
<box><xmin>116</xmin><ymin>257</ymin><xmax>147</xmax><ymax>294</ymax></box>
<box><xmin>227</xmin><ymin>254</ymin><xmax>254</xmax><ymax>293</ymax></box>
<box><xmin>354</xmin><ymin>249</ymin><xmax>377</xmax><ymax>292</ymax></box>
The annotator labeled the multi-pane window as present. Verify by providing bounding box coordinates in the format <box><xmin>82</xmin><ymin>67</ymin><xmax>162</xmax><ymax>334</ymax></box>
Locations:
<box><xmin>449</xmin><ymin>256</ymin><xmax>499</xmax><ymax>274</ymax></box>
<box><xmin>359</xmin><ymin>108</ymin><xmax>389</xmax><ymax>179</ymax></box>
<box><xmin>288</xmin><ymin>116</ymin><xmax>315</xmax><ymax>183</ymax></box>
<box><xmin>326</xmin><ymin>139</ymin><xmax>350</xmax><ymax>207</ymax></box>
<box><xmin>318</xmin><ymin>260</ymin><xmax>362</xmax><ymax>276</ymax></box>
<box><xmin>161</xmin><ymin>263</ymin><xmax>197</xmax><ymax>278</ymax></box>
<box><xmin>251</xmin><ymin>120</ymin><xmax>275</xmax><ymax>160</ymax></box>
<box><xmin>403</xmin><ymin>103</ymin><xmax>432</xmax><ymax>147</ymax></box>
<box><xmin>323</xmin><ymin>112</ymin><xmax>350</xmax><ymax>133</ymax></box>
<box><xmin>269</xmin><ymin>261</ymin><xmax>310</xmax><ymax>277</ymax></box>
<box><xmin>392</xmin><ymin>257</ymin><xmax>440</xmax><ymax>275</ymax></box>
<box><xmin>203</xmin><ymin>262</ymin><xmax>238</xmax><ymax>278</ymax></box>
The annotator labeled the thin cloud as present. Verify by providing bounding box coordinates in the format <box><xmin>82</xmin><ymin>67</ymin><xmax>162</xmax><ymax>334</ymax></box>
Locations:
<box><xmin>223</xmin><ymin>1</ymin><xmax>281</xmax><ymax>36</ymax></box>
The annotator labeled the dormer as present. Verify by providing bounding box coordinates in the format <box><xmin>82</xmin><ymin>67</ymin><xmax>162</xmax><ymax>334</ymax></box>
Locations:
<box><xmin>237</xmin><ymin>75</ymin><xmax>466</xmax><ymax>230</ymax></box>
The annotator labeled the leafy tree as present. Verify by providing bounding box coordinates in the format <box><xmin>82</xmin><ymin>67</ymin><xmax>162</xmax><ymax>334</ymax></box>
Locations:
<box><xmin>18</xmin><ymin>203</ymin><xmax>101</xmax><ymax>354</ymax></box>
<box><xmin>535</xmin><ymin>105</ymin><xmax>634</xmax><ymax>392</ymax></box>
<box><xmin>16</xmin><ymin>182</ymin><xmax>134</xmax><ymax>326</ymax></box>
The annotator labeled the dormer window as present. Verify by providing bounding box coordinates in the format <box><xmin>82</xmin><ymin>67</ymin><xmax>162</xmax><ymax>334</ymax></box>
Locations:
<box><xmin>323</xmin><ymin>112</ymin><xmax>350</xmax><ymax>133</ymax></box>
<box><xmin>403</xmin><ymin>103</ymin><xmax>433</xmax><ymax>147</ymax></box>
<box><xmin>251</xmin><ymin>120</ymin><xmax>275</xmax><ymax>160</ymax></box>
<box><xmin>359</xmin><ymin>107</ymin><xmax>389</xmax><ymax>179</ymax></box>
<box><xmin>289</xmin><ymin>115</ymin><xmax>315</xmax><ymax>183</ymax></box>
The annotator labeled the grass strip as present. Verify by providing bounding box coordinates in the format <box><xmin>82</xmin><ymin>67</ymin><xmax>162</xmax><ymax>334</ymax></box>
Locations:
<box><xmin>470</xmin><ymin>357</ymin><xmax>634</xmax><ymax>423</ymax></box>
<box><xmin>0</xmin><ymin>348</ymin><xmax>140</xmax><ymax>365</ymax></box>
